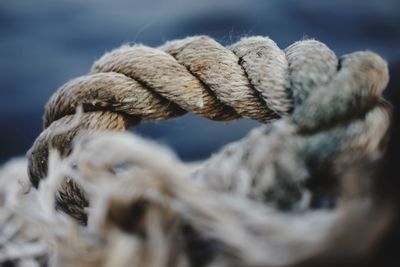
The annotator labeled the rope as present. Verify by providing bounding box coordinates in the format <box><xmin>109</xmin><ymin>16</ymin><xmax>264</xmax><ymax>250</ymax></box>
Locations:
<box><xmin>27</xmin><ymin>36</ymin><xmax>390</xmax><ymax>223</ymax></box>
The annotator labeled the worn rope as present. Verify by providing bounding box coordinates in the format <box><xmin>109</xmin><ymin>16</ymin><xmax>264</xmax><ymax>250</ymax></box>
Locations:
<box><xmin>28</xmin><ymin>36</ymin><xmax>338</xmax><ymax>185</ymax></box>
<box><xmin>27</xmin><ymin>36</ymin><xmax>389</xmax><ymax>224</ymax></box>
<box><xmin>1</xmin><ymin>35</ymin><xmax>393</xmax><ymax>266</ymax></box>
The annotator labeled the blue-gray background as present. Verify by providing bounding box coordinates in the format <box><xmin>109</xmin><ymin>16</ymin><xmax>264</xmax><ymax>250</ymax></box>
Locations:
<box><xmin>1</xmin><ymin>0</ymin><xmax>399</xmax><ymax>163</ymax></box>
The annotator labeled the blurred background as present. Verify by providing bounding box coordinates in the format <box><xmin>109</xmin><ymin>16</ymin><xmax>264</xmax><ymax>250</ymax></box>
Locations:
<box><xmin>1</xmin><ymin>0</ymin><xmax>399</xmax><ymax>163</ymax></box>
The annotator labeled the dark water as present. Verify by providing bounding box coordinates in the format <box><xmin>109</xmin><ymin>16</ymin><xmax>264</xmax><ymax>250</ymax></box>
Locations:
<box><xmin>1</xmin><ymin>0</ymin><xmax>399</xmax><ymax>162</ymax></box>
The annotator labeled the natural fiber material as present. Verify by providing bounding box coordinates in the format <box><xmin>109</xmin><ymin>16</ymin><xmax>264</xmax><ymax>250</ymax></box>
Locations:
<box><xmin>0</xmin><ymin>159</ymin><xmax>48</xmax><ymax>266</ymax></box>
<box><xmin>0</xmin><ymin>35</ymin><xmax>392</xmax><ymax>266</ymax></box>
<box><xmin>28</xmin><ymin>36</ymin><xmax>388</xmax><ymax>191</ymax></box>
<box><xmin>0</xmin><ymin>127</ymin><xmax>392</xmax><ymax>266</ymax></box>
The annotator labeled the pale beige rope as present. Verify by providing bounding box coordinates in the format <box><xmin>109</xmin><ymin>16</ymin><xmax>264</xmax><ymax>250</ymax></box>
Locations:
<box><xmin>0</xmin><ymin>35</ymin><xmax>392</xmax><ymax>265</ymax></box>
<box><xmin>27</xmin><ymin>36</ymin><xmax>389</xmax><ymax>224</ymax></box>
<box><xmin>28</xmin><ymin>36</ymin><xmax>340</xmax><ymax>187</ymax></box>
<box><xmin>0</xmin><ymin>159</ymin><xmax>48</xmax><ymax>266</ymax></box>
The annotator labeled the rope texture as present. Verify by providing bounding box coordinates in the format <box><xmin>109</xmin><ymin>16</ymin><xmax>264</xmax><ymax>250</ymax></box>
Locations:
<box><xmin>27</xmin><ymin>36</ymin><xmax>389</xmax><ymax>223</ymax></box>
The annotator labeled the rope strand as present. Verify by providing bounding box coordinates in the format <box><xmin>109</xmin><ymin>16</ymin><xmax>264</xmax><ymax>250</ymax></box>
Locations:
<box><xmin>28</xmin><ymin>36</ymin><xmax>389</xmax><ymax>208</ymax></box>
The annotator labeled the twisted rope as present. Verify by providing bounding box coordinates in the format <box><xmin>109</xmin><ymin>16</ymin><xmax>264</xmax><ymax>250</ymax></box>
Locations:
<box><xmin>27</xmin><ymin>36</ymin><xmax>389</xmax><ymax>223</ymax></box>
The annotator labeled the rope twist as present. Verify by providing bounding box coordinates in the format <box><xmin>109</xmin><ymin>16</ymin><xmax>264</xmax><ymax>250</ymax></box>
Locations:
<box><xmin>27</xmin><ymin>36</ymin><xmax>390</xmax><ymax>223</ymax></box>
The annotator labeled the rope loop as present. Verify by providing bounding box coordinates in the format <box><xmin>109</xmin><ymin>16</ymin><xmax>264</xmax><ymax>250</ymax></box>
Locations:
<box><xmin>28</xmin><ymin>36</ymin><xmax>389</xmax><ymax>206</ymax></box>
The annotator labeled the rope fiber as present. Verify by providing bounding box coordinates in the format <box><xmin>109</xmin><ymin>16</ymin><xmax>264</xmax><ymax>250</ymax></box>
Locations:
<box><xmin>27</xmin><ymin>35</ymin><xmax>390</xmax><ymax>225</ymax></box>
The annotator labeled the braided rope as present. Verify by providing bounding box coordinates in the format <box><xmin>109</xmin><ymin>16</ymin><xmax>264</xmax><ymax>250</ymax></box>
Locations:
<box><xmin>28</xmin><ymin>36</ymin><xmax>389</xmax><ymax>213</ymax></box>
